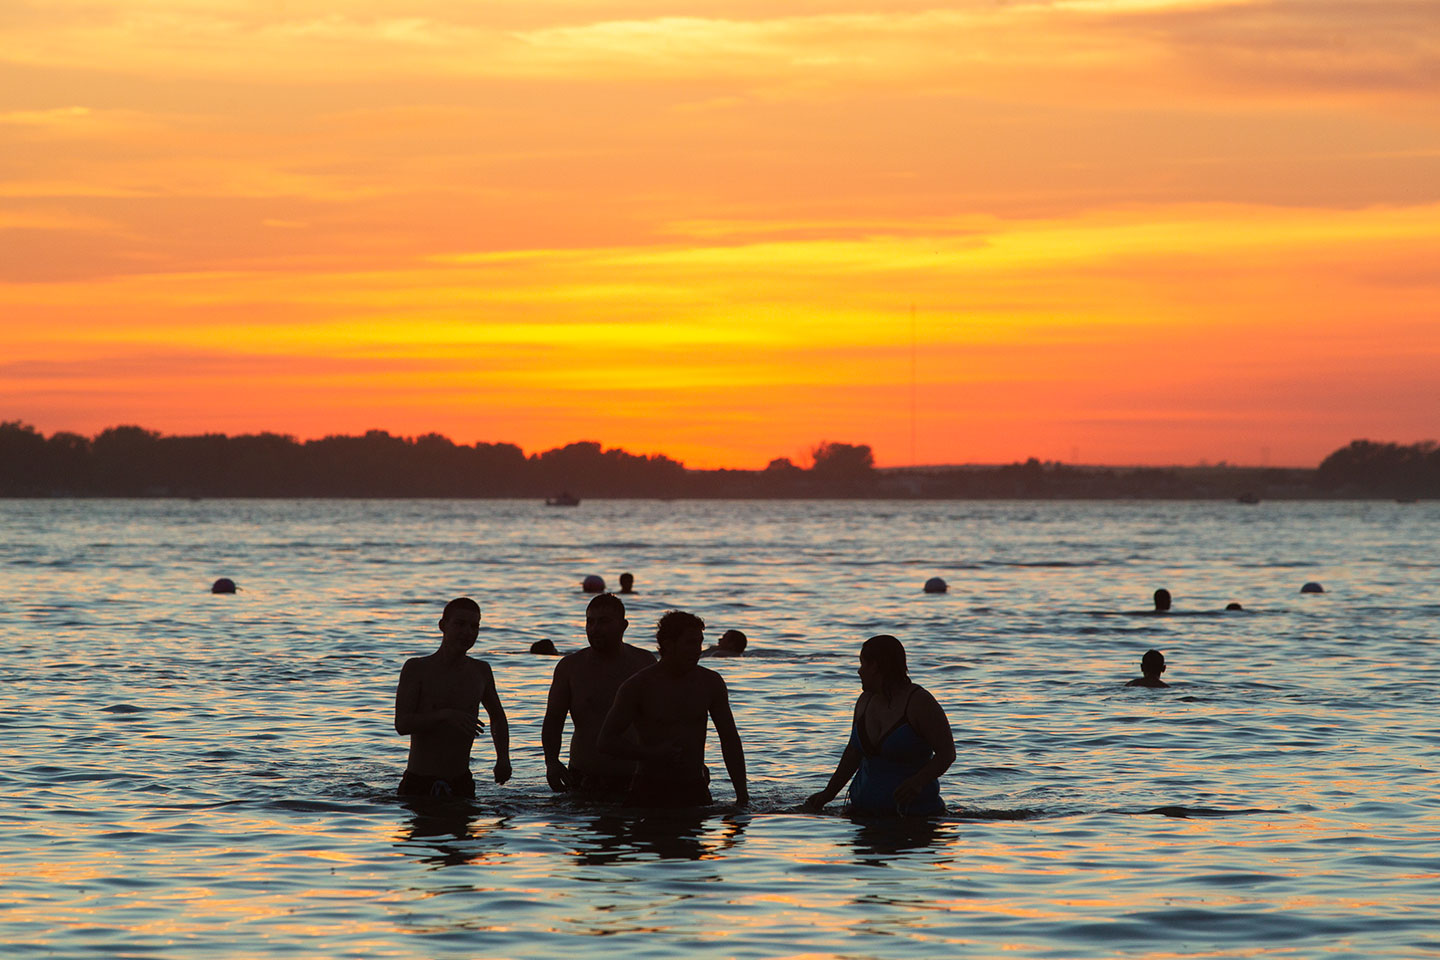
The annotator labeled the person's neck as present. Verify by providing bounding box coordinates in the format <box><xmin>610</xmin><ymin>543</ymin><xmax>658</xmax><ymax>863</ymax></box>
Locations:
<box><xmin>876</xmin><ymin>681</ymin><xmax>909</xmax><ymax>704</ymax></box>
<box><xmin>436</xmin><ymin>643</ymin><xmax>468</xmax><ymax>663</ymax></box>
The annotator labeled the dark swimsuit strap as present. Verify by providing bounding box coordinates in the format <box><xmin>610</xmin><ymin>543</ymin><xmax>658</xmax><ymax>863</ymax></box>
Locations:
<box><xmin>858</xmin><ymin>684</ymin><xmax>918</xmax><ymax>755</ymax></box>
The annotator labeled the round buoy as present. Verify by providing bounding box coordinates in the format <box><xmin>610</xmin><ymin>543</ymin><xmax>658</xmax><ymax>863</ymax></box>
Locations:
<box><xmin>923</xmin><ymin>577</ymin><xmax>948</xmax><ymax>594</ymax></box>
<box><xmin>1300</xmin><ymin>581</ymin><xmax>1324</xmax><ymax>594</ymax></box>
<box><xmin>211</xmin><ymin>577</ymin><xmax>237</xmax><ymax>594</ymax></box>
<box><xmin>581</xmin><ymin>575</ymin><xmax>606</xmax><ymax>593</ymax></box>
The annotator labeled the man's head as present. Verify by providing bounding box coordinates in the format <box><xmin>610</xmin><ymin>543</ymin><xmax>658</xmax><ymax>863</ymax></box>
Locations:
<box><xmin>656</xmin><ymin>610</ymin><xmax>705</xmax><ymax>667</ymax></box>
<box><xmin>718</xmin><ymin>629</ymin><xmax>748</xmax><ymax>654</ymax></box>
<box><xmin>585</xmin><ymin>593</ymin><xmax>628</xmax><ymax>652</ymax></box>
<box><xmin>1153</xmin><ymin>588</ymin><xmax>1172</xmax><ymax>611</ymax></box>
<box><xmin>439</xmin><ymin>596</ymin><xmax>481</xmax><ymax>651</ymax></box>
<box><xmin>618</xmin><ymin>572</ymin><xmax>635</xmax><ymax>593</ymax></box>
<box><xmin>1141</xmin><ymin>649</ymin><xmax>1166</xmax><ymax>679</ymax></box>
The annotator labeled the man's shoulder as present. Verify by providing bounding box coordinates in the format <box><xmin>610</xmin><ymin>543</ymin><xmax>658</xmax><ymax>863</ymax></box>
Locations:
<box><xmin>622</xmin><ymin>643</ymin><xmax>658</xmax><ymax>663</ymax></box>
<box><xmin>694</xmin><ymin>664</ymin><xmax>729</xmax><ymax>690</ymax></box>
<box><xmin>448</xmin><ymin>654</ymin><xmax>491</xmax><ymax>678</ymax></box>
<box><xmin>619</xmin><ymin>660</ymin><xmax>662</xmax><ymax>689</ymax></box>
<box><xmin>401</xmin><ymin>652</ymin><xmax>437</xmax><ymax>674</ymax></box>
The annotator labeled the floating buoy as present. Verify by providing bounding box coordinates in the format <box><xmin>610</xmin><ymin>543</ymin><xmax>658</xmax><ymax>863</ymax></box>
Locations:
<box><xmin>1300</xmin><ymin>582</ymin><xmax>1324</xmax><ymax>594</ymax></box>
<box><xmin>581</xmin><ymin>574</ymin><xmax>606</xmax><ymax>593</ymax></box>
<box><xmin>923</xmin><ymin>577</ymin><xmax>948</xmax><ymax>594</ymax></box>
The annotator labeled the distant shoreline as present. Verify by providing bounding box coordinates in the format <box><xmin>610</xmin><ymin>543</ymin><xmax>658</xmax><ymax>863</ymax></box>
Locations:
<box><xmin>2</xmin><ymin>424</ymin><xmax>1433</xmax><ymax>500</ymax></box>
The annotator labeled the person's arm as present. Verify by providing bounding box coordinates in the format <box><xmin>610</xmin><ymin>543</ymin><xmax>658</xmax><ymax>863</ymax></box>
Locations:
<box><xmin>597</xmin><ymin>678</ymin><xmax>643</xmax><ymax>760</ymax></box>
<box><xmin>394</xmin><ymin>660</ymin><xmax>480</xmax><ymax>737</ymax></box>
<box><xmin>708</xmin><ymin>676</ymin><xmax>748</xmax><ymax>806</ymax></box>
<box><xmin>479</xmin><ymin>664</ymin><xmax>511</xmax><ymax>784</ymax></box>
<box><xmin>893</xmin><ymin>687</ymin><xmax>955</xmax><ymax>809</ymax></box>
<box><xmin>804</xmin><ymin>697</ymin><xmax>864</xmax><ymax>810</ymax></box>
<box><xmin>541</xmin><ymin>658</ymin><xmax>573</xmax><ymax>791</ymax></box>
<box><xmin>598</xmin><ymin>675</ymin><xmax>677</xmax><ymax>762</ymax></box>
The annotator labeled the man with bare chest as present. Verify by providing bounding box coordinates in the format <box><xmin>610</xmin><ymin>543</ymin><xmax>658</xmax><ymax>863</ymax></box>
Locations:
<box><xmin>598</xmin><ymin>610</ymin><xmax>748</xmax><ymax>808</ymax></box>
<box><xmin>394</xmin><ymin>597</ymin><xmax>512</xmax><ymax>798</ymax></box>
<box><xmin>543</xmin><ymin>593</ymin><xmax>655</xmax><ymax>798</ymax></box>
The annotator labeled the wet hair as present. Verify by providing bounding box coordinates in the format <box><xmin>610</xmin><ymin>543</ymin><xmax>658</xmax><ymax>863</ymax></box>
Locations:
<box><xmin>1153</xmin><ymin>588</ymin><xmax>1172</xmax><ymax>611</ymax></box>
<box><xmin>655</xmin><ymin>610</ymin><xmax>704</xmax><ymax>646</ymax></box>
<box><xmin>861</xmin><ymin>634</ymin><xmax>909</xmax><ymax>688</ymax></box>
<box><xmin>442</xmin><ymin>596</ymin><xmax>480</xmax><ymax>622</ymax></box>
<box><xmin>1141</xmin><ymin>649</ymin><xmax>1166</xmax><ymax>676</ymax></box>
<box><xmin>718</xmin><ymin>629</ymin><xmax>747</xmax><ymax>652</ymax></box>
<box><xmin>530</xmin><ymin>639</ymin><xmax>559</xmax><ymax>655</ymax></box>
<box><xmin>587</xmin><ymin>592</ymin><xmax>625</xmax><ymax>617</ymax></box>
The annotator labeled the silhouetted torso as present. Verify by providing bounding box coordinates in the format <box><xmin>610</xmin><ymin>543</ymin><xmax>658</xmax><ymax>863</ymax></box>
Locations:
<box><xmin>396</xmin><ymin>653</ymin><xmax>492</xmax><ymax>778</ymax></box>
<box><xmin>550</xmin><ymin>644</ymin><xmax>655</xmax><ymax>781</ymax></box>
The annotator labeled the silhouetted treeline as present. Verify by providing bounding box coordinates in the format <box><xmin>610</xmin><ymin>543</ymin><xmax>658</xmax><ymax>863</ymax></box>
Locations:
<box><xmin>1315</xmin><ymin>440</ymin><xmax>1440</xmax><ymax>498</ymax></box>
<box><xmin>0</xmin><ymin>422</ymin><xmax>1434</xmax><ymax>499</ymax></box>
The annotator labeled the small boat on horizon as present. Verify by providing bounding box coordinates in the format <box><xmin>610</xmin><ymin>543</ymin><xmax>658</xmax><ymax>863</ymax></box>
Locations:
<box><xmin>545</xmin><ymin>492</ymin><xmax>580</xmax><ymax>506</ymax></box>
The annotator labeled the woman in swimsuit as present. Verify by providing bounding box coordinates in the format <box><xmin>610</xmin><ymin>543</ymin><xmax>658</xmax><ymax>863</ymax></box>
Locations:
<box><xmin>804</xmin><ymin>635</ymin><xmax>955</xmax><ymax>816</ymax></box>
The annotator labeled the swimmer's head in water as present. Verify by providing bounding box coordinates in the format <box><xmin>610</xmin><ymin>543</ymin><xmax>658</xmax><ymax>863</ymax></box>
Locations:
<box><xmin>859</xmin><ymin>634</ymin><xmax>909</xmax><ymax>694</ymax></box>
<box><xmin>439</xmin><ymin>596</ymin><xmax>481</xmax><ymax>651</ymax></box>
<box><xmin>581</xmin><ymin>574</ymin><xmax>606</xmax><ymax>593</ymax></box>
<box><xmin>585</xmin><ymin>593</ymin><xmax>628</xmax><ymax>651</ymax></box>
<box><xmin>530</xmin><ymin>639</ymin><xmax>559</xmax><ymax>655</ymax></box>
<box><xmin>1141</xmin><ymin>649</ymin><xmax>1166</xmax><ymax>678</ymax></box>
<box><xmin>618</xmin><ymin>572</ymin><xmax>634</xmax><ymax>592</ymax></box>
<box><xmin>211</xmin><ymin>577</ymin><xmax>237</xmax><ymax>594</ymax></box>
<box><xmin>1153</xmin><ymin>588</ymin><xmax>1172</xmax><ymax>611</ymax></box>
<box><xmin>1226</xmin><ymin>602</ymin><xmax>1244</xmax><ymax>611</ymax></box>
<box><xmin>718</xmin><ymin>629</ymin><xmax>748</xmax><ymax>653</ymax></box>
<box><xmin>656</xmin><ymin>610</ymin><xmax>705</xmax><ymax>664</ymax></box>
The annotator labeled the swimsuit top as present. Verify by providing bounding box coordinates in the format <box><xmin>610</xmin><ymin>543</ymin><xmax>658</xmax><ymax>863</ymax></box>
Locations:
<box><xmin>853</xmin><ymin>686</ymin><xmax>933</xmax><ymax>767</ymax></box>
<box><xmin>847</xmin><ymin>685</ymin><xmax>944</xmax><ymax>815</ymax></box>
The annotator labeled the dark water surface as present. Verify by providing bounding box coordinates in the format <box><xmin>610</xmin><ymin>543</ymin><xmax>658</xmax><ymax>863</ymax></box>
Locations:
<box><xmin>2</xmin><ymin>499</ymin><xmax>1438</xmax><ymax>958</ymax></box>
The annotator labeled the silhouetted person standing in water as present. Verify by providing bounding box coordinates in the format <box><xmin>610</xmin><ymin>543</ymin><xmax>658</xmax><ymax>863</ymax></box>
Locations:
<box><xmin>1153</xmin><ymin>588</ymin><xmax>1172</xmax><ymax>612</ymax></box>
<box><xmin>618</xmin><ymin>572</ymin><xmax>636</xmax><ymax>594</ymax></box>
<box><xmin>1126</xmin><ymin>649</ymin><xmax>1169</xmax><ymax>688</ymax></box>
<box><xmin>543</xmin><ymin>593</ymin><xmax>655</xmax><ymax>797</ymax></box>
<box><xmin>805</xmin><ymin>635</ymin><xmax>954</xmax><ymax>816</ymax></box>
<box><xmin>394</xmin><ymin>597</ymin><xmax>512</xmax><ymax>798</ymax></box>
<box><xmin>599</xmin><ymin>610</ymin><xmax>749</xmax><ymax>807</ymax></box>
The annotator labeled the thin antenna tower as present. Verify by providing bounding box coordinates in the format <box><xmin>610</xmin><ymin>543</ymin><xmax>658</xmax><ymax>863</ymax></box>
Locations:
<box><xmin>910</xmin><ymin>303</ymin><xmax>917</xmax><ymax>468</ymax></box>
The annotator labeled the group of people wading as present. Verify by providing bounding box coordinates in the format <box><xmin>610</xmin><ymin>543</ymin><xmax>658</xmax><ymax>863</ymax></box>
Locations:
<box><xmin>393</xmin><ymin>594</ymin><xmax>957</xmax><ymax>815</ymax></box>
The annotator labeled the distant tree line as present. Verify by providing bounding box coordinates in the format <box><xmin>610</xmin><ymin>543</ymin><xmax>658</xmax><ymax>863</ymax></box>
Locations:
<box><xmin>0</xmin><ymin>421</ymin><xmax>1434</xmax><ymax>499</ymax></box>
<box><xmin>1314</xmin><ymin>440</ymin><xmax>1440</xmax><ymax>499</ymax></box>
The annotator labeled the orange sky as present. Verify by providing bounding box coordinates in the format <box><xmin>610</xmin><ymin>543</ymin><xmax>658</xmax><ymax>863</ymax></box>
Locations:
<box><xmin>3</xmin><ymin>0</ymin><xmax>1437</xmax><ymax>468</ymax></box>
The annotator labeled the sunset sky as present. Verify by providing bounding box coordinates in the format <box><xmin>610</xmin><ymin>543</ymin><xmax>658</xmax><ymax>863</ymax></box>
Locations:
<box><xmin>2</xmin><ymin>0</ymin><xmax>1437</xmax><ymax>468</ymax></box>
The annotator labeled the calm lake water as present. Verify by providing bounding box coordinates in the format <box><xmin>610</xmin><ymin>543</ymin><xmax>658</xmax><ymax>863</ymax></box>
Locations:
<box><xmin>2</xmin><ymin>498</ymin><xmax>1439</xmax><ymax>959</ymax></box>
